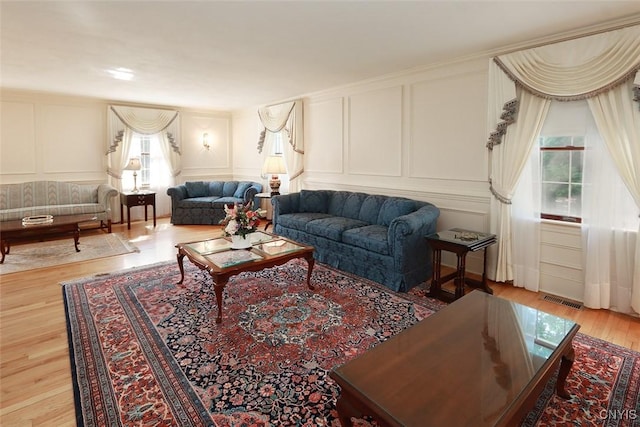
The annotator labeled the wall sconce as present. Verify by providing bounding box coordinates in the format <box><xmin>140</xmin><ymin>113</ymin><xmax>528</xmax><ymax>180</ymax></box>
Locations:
<box><xmin>202</xmin><ymin>132</ymin><xmax>210</xmax><ymax>150</ymax></box>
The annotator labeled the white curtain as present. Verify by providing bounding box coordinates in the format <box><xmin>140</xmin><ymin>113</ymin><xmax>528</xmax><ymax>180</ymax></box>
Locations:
<box><xmin>488</xmin><ymin>86</ymin><xmax>549</xmax><ymax>284</ymax></box>
<box><xmin>257</xmin><ymin>100</ymin><xmax>304</xmax><ymax>193</ymax></box>
<box><xmin>511</xmin><ymin>137</ymin><xmax>541</xmax><ymax>291</ymax></box>
<box><xmin>487</xmin><ymin>24</ymin><xmax>640</xmax><ymax>312</ymax></box>
<box><xmin>587</xmin><ymin>77</ymin><xmax>640</xmax><ymax>313</ymax></box>
<box><xmin>582</xmin><ymin>109</ymin><xmax>639</xmax><ymax>313</ymax></box>
<box><xmin>107</xmin><ymin>105</ymin><xmax>181</xmax><ymax>223</ymax></box>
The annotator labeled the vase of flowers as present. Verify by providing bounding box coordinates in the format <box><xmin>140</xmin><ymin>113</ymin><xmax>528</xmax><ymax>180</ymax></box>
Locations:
<box><xmin>219</xmin><ymin>203</ymin><xmax>261</xmax><ymax>249</ymax></box>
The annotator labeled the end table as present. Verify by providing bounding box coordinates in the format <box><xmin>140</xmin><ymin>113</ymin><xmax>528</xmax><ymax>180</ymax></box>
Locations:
<box><xmin>426</xmin><ymin>228</ymin><xmax>496</xmax><ymax>302</ymax></box>
<box><xmin>120</xmin><ymin>191</ymin><xmax>156</xmax><ymax>230</ymax></box>
<box><xmin>255</xmin><ymin>192</ymin><xmax>274</xmax><ymax>231</ymax></box>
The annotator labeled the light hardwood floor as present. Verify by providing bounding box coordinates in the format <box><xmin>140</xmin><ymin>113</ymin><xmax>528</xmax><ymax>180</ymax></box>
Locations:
<box><xmin>1</xmin><ymin>217</ymin><xmax>639</xmax><ymax>426</ymax></box>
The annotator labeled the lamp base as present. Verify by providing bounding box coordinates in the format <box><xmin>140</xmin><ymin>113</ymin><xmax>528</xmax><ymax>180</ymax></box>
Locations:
<box><xmin>269</xmin><ymin>175</ymin><xmax>281</xmax><ymax>196</ymax></box>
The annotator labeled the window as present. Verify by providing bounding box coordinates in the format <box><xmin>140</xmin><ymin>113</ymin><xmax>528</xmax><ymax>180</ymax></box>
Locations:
<box><xmin>124</xmin><ymin>133</ymin><xmax>171</xmax><ymax>190</ymax></box>
<box><xmin>539</xmin><ymin>135</ymin><xmax>584</xmax><ymax>223</ymax></box>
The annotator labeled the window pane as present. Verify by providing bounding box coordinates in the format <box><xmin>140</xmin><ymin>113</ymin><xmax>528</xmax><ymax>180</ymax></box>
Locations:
<box><xmin>569</xmin><ymin>183</ymin><xmax>582</xmax><ymax>217</ymax></box>
<box><xmin>573</xmin><ymin>136</ymin><xmax>585</xmax><ymax>147</ymax></box>
<box><xmin>540</xmin><ymin>136</ymin><xmax>572</xmax><ymax>147</ymax></box>
<box><xmin>542</xmin><ymin>151</ymin><xmax>569</xmax><ymax>182</ymax></box>
<box><xmin>542</xmin><ymin>183</ymin><xmax>570</xmax><ymax>216</ymax></box>
<box><xmin>570</xmin><ymin>151</ymin><xmax>583</xmax><ymax>184</ymax></box>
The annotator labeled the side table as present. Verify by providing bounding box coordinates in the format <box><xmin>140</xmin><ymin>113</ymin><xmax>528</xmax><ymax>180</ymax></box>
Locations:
<box><xmin>426</xmin><ymin>228</ymin><xmax>496</xmax><ymax>302</ymax></box>
<box><xmin>255</xmin><ymin>192</ymin><xmax>274</xmax><ymax>231</ymax></box>
<box><xmin>120</xmin><ymin>191</ymin><xmax>156</xmax><ymax>230</ymax></box>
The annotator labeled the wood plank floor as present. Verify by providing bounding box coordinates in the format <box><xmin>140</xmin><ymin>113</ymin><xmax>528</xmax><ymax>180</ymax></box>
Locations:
<box><xmin>1</xmin><ymin>217</ymin><xmax>639</xmax><ymax>426</ymax></box>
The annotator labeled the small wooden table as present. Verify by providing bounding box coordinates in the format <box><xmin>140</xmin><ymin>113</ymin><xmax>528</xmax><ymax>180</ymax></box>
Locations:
<box><xmin>330</xmin><ymin>291</ymin><xmax>579</xmax><ymax>427</ymax></box>
<box><xmin>0</xmin><ymin>214</ymin><xmax>99</xmax><ymax>263</ymax></box>
<box><xmin>120</xmin><ymin>191</ymin><xmax>156</xmax><ymax>230</ymax></box>
<box><xmin>175</xmin><ymin>232</ymin><xmax>315</xmax><ymax>323</ymax></box>
<box><xmin>426</xmin><ymin>228</ymin><xmax>496</xmax><ymax>302</ymax></box>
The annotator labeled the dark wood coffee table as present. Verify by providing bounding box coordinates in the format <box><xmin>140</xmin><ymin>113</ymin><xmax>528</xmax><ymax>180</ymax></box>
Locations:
<box><xmin>0</xmin><ymin>213</ymin><xmax>99</xmax><ymax>263</ymax></box>
<box><xmin>175</xmin><ymin>231</ymin><xmax>315</xmax><ymax>324</ymax></box>
<box><xmin>330</xmin><ymin>291</ymin><xmax>580</xmax><ymax>427</ymax></box>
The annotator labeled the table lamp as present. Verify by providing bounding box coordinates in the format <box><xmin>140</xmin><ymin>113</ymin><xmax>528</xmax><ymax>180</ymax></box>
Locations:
<box><xmin>262</xmin><ymin>154</ymin><xmax>287</xmax><ymax>196</ymax></box>
<box><xmin>123</xmin><ymin>157</ymin><xmax>142</xmax><ymax>193</ymax></box>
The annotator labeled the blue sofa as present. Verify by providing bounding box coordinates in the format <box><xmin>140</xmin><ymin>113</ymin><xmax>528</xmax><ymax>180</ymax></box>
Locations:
<box><xmin>167</xmin><ymin>180</ymin><xmax>262</xmax><ymax>225</ymax></box>
<box><xmin>272</xmin><ymin>190</ymin><xmax>440</xmax><ymax>292</ymax></box>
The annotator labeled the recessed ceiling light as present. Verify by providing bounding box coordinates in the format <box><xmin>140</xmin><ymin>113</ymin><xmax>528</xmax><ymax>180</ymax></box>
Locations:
<box><xmin>107</xmin><ymin>67</ymin><xmax>134</xmax><ymax>81</ymax></box>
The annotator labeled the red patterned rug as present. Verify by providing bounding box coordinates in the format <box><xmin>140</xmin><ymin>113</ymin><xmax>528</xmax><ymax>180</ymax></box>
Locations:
<box><xmin>63</xmin><ymin>259</ymin><xmax>639</xmax><ymax>426</ymax></box>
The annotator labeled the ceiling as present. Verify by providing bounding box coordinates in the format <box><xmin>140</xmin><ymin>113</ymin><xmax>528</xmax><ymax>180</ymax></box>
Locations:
<box><xmin>2</xmin><ymin>1</ymin><xmax>640</xmax><ymax>111</ymax></box>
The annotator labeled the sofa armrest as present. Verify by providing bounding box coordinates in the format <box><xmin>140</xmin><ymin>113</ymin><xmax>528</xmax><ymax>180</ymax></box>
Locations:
<box><xmin>388</xmin><ymin>204</ymin><xmax>440</xmax><ymax>269</ymax></box>
<box><xmin>244</xmin><ymin>184</ymin><xmax>262</xmax><ymax>209</ymax></box>
<box><xmin>167</xmin><ymin>185</ymin><xmax>188</xmax><ymax>202</ymax></box>
<box><xmin>271</xmin><ymin>192</ymin><xmax>300</xmax><ymax>224</ymax></box>
<box><xmin>97</xmin><ymin>183</ymin><xmax>119</xmax><ymax>212</ymax></box>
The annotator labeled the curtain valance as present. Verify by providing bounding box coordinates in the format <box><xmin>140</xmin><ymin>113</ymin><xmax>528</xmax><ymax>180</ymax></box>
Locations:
<box><xmin>110</xmin><ymin>105</ymin><xmax>179</xmax><ymax>135</ymax></box>
<box><xmin>495</xmin><ymin>25</ymin><xmax>640</xmax><ymax>101</ymax></box>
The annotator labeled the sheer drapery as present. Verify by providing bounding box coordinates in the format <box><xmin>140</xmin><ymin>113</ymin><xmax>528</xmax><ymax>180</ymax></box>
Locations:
<box><xmin>106</xmin><ymin>105</ymin><xmax>181</xmax><ymax>222</ymax></box>
<box><xmin>257</xmin><ymin>100</ymin><xmax>304</xmax><ymax>193</ymax></box>
<box><xmin>511</xmin><ymin>137</ymin><xmax>541</xmax><ymax>291</ymax></box>
<box><xmin>487</xmin><ymin>24</ymin><xmax>640</xmax><ymax>312</ymax></box>
<box><xmin>587</xmin><ymin>77</ymin><xmax>640</xmax><ymax>312</ymax></box>
<box><xmin>581</xmin><ymin>110</ymin><xmax>639</xmax><ymax>313</ymax></box>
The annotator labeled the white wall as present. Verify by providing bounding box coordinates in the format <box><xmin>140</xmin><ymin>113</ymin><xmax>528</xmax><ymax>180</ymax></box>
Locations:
<box><xmin>231</xmin><ymin>56</ymin><xmax>584</xmax><ymax>301</ymax></box>
<box><xmin>0</xmin><ymin>89</ymin><xmax>232</xmax><ymax>222</ymax></box>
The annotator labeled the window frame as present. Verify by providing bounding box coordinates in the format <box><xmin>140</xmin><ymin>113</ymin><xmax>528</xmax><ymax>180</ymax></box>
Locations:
<box><xmin>539</xmin><ymin>138</ymin><xmax>584</xmax><ymax>224</ymax></box>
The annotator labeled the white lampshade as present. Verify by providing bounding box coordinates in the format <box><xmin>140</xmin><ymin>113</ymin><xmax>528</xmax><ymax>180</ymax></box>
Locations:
<box><xmin>262</xmin><ymin>155</ymin><xmax>287</xmax><ymax>175</ymax></box>
<box><xmin>124</xmin><ymin>157</ymin><xmax>142</xmax><ymax>171</ymax></box>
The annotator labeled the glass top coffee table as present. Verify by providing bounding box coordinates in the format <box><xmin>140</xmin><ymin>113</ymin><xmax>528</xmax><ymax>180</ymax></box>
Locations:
<box><xmin>175</xmin><ymin>231</ymin><xmax>315</xmax><ymax>324</ymax></box>
<box><xmin>330</xmin><ymin>291</ymin><xmax>580</xmax><ymax>427</ymax></box>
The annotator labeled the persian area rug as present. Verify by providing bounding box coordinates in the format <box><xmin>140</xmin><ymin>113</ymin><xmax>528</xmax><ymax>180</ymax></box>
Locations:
<box><xmin>62</xmin><ymin>260</ymin><xmax>640</xmax><ymax>427</ymax></box>
<box><xmin>0</xmin><ymin>233</ymin><xmax>138</xmax><ymax>275</ymax></box>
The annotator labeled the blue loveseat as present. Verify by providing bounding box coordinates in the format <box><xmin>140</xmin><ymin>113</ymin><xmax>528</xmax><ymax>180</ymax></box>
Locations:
<box><xmin>167</xmin><ymin>180</ymin><xmax>262</xmax><ymax>225</ymax></box>
<box><xmin>272</xmin><ymin>190</ymin><xmax>440</xmax><ymax>292</ymax></box>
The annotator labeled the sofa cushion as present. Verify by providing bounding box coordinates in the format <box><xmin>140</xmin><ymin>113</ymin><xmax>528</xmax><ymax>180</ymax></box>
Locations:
<box><xmin>234</xmin><ymin>182</ymin><xmax>252</xmax><ymax>198</ymax></box>
<box><xmin>300</xmin><ymin>190</ymin><xmax>329</xmax><ymax>213</ymax></box>
<box><xmin>377</xmin><ymin>198</ymin><xmax>416</xmax><ymax>226</ymax></box>
<box><xmin>278</xmin><ymin>212</ymin><xmax>333</xmax><ymax>232</ymax></box>
<box><xmin>208</xmin><ymin>181</ymin><xmax>224</xmax><ymax>197</ymax></box>
<box><xmin>342</xmin><ymin>224</ymin><xmax>390</xmax><ymax>255</ymax></box>
<box><xmin>305</xmin><ymin>216</ymin><xmax>368</xmax><ymax>242</ymax></box>
<box><xmin>185</xmin><ymin>181</ymin><xmax>209</xmax><ymax>198</ymax></box>
<box><xmin>327</xmin><ymin>191</ymin><xmax>350</xmax><ymax>217</ymax></box>
<box><xmin>358</xmin><ymin>195</ymin><xmax>387</xmax><ymax>224</ymax></box>
<box><xmin>177</xmin><ymin>197</ymin><xmax>217</xmax><ymax>208</ymax></box>
<box><xmin>212</xmin><ymin>197</ymin><xmax>244</xmax><ymax>207</ymax></box>
<box><xmin>223</xmin><ymin>182</ymin><xmax>239</xmax><ymax>197</ymax></box>
<box><xmin>342</xmin><ymin>193</ymin><xmax>369</xmax><ymax>220</ymax></box>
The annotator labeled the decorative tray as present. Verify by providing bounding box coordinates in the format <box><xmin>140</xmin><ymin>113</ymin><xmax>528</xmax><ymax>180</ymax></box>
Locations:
<box><xmin>22</xmin><ymin>215</ymin><xmax>54</xmax><ymax>225</ymax></box>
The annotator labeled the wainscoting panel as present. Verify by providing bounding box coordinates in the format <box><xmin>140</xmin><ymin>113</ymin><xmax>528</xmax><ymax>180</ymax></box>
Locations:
<box><xmin>348</xmin><ymin>86</ymin><xmax>403</xmax><ymax>177</ymax></box>
<box><xmin>540</xmin><ymin>221</ymin><xmax>584</xmax><ymax>301</ymax></box>
<box><xmin>0</xmin><ymin>100</ymin><xmax>36</xmax><ymax>176</ymax></box>
<box><xmin>305</xmin><ymin>98</ymin><xmax>344</xmax><ymax>174</ymax></box>
<box><xmin>408</xmin><ymin>71</ymin><xmax>488</xmax><ymax>182</ymax></box>
<box><xmin>182</xmin><ymin>113</ymin><xmax>231</xmax><ymax>169</ymax></box>
<box><xmin>40</xmin><ymin>103</ymin><xmax>104</xmax><ymax>174</ymax></box>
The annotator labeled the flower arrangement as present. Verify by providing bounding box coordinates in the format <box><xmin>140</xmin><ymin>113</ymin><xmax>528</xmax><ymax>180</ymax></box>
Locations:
<box><xmin>219</xmin><ymin>203</ymin><xmax>260</xmax><ymax>238</ymax></box>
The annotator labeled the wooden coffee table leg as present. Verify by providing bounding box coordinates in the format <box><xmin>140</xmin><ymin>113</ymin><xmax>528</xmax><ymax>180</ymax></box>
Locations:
<box><xmin>176</xmin><ymin>252</ymin><xmax>185</xmax><ymax>284</ymax></box>
<box><xmin>556</xmin><ymin>344</ymin><xmax>575</xmax><ymax>399</ymax></box>
<box><xmin>1</xmin><ymin>239</ymin><xmax>7</xmax><ymax>263</ymax></box>
<box><xmin>304</xmin><ymin>254</ymin><xmax>315</xmax><ymax>290</ymax></box>
<box><xmin>73</xmin><ymin>226</ymin><xmax>81</xmax><ymax>252</ymax></box>
<box><xmin>213</xmin><ymin>280</ymin><xmax>226</xmax><ymax>324</ymax></box>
